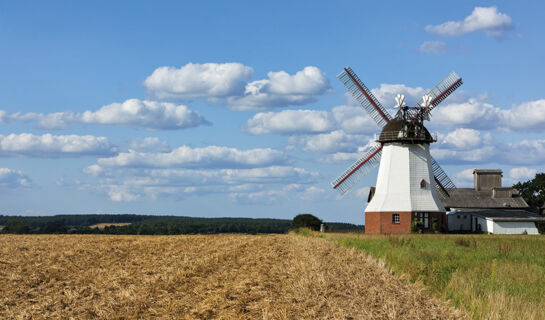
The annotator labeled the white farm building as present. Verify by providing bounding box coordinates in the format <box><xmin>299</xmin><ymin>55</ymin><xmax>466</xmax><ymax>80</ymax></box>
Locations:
<box><xmin>440</xmin><ymin>169</ymin><xmax>544</xmax><ymax>234</ymax></box>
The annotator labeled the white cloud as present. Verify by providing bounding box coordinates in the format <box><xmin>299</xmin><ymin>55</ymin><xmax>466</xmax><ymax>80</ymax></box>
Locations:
<box><xmin>432</xmin><ymin>98</ymin><xmax>545</xmax><ymax>132</ymax></box>
<box><xmin>419</xmin><ymin>41</ymin><xmax>447</xmax><ymax>55</ymax></box>
<box><xmin>331</xmin><ymin>105</ymin><xmax>379</xmax><ymax>134</ymax></box>
<box><xmin>440</xmin><ymin>128</ymin><xmax>485</xmax><ymax>150</ymax></box>
<box><xmin>509</xmin><ymin>167</ymin><xmax>537</xmax><ymax>181</ymax></box>
<box><xmin>97</xmin><ymin>145</ymin><xmax>287</xmax><ymax>169</ymax></box>
<box><xmin>145</xmin><ymin>166</ymin><xmax>318</xmax><ymax>185</ymax></box>
<box><xmin>143</xmin><ymin>62</ymin><xmax>253</xmax><ymax>99</ymax></box>
<box><xmin>319</xmin><ymin>139</ymin><xmax>379</xmax><ymax>163</ymax></box>
<box><xmin>433</xmin><ymin>128</ymin><xmax>545</xmax><ymax>166</ymax></box>
<box><xmin>108</xmin><ymin>187</ymin><xmax>140</xmax><ymax>202</ymax></box>
<box><xmin>0</xmin><ymin>110</ymin><xmax>14</xmax><ymax>124</ymax></box>
<box><xmin>230</xmin><ymin>190</ymin><xmax>282</xmax><ymax>205</ymax></box>
<box><xmin>371</xmin><ymin>84</ymin><xmax>427</xmax><ymax>109</ymax></box>
<box><xmin>354</xmin><ymin>187</ymin><xmax>370</xmax><ymax>199</ymax></box>
<box><xmin>82</xmin><ymin>165</ymin><xmax>318</xmax><ymax>202</ymax></box>
<box><xmin>79</xmin><ymin>99</ymin><xmax>209</xmax><ymax>130</ymax></box>
<box><xmin>83</xmin><ymin>164</ymin><xmax>106</xmax><ymax>177</ymax></box>
<box><xmin>230</xmin><ymin>184</ymin><xmax>329</xmax><ymax>204</ymax></box>
<box><xmin>299</xmin><ymin>186</ymin><xmax>326</xmax><ymax>201</ymax></box>
<box><xmin>0</xmin><ymin>168</ymin><xmax>31</xmax><ymax>188</ymax></box>
<box><xmin>454</xmin><ymin>169</ymin><xmax>475</xmax><ymax>187</ymax></box>
<box><xmin>3</xmin><ymin>99</ymin><xmax>209</xmax><ymax>130</ymax></box>
<box><xmin>289</xmin><ymin>130</ymin><xmax>366</xmax><ymax>153</ymax></box>
<box><xmin>0</xmin><ymin>133</ymin><xmax>116</xmax><ymax>157</ymax></box>
<box><xmin>246</xmin><ymin>109</ymin><xmax>333</xmax><ymax>135</ymax></box>
<box><xmin>129</xmin><ymin>137</ymin><xmax>171</xmax><ymax>153</ymax></box>
<box><xmin>500</xmin><ymin>99</ymin><xmax>545</xmax><ymax>132</ymax></box>
<box><xmin>431</xmin><ymin>98</ymin><xmax>501</xmax><ymax>129</ymax></box>
<box><xmin>227</xmin><ymin>66</ymin><xmax>330</xmax><ymax>110</ymax></box>
<box><xmin>425</xmin><ymin>6</ymin><xmax>513</xmax><ymax>37</ymax></box>
<box><xmin>17</xmin><ymin>111</ymin><xmax>76</xmax><ymax>130</ymax></box>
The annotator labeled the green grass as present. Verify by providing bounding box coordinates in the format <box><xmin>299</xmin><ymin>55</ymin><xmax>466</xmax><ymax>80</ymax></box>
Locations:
<box><xmin>317</xmin><ymin>232</ymin><xmax>545</xmax><ymax>320</ymax></box>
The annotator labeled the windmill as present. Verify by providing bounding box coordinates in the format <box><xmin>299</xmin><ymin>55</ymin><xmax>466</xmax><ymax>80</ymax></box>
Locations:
<box><xmin>332</xmin><ymin>67</ymin><xmax>462</xmax><ymax>234</ymax></box>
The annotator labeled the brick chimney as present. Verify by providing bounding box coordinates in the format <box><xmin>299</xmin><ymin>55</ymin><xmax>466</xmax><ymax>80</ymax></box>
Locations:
<box><xmin>473</xmin><ymin>169</ymin><xmax>502</xmax><ymax>191</ymax></box>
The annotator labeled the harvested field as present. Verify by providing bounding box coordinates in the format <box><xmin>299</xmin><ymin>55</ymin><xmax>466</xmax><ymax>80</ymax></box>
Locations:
<box><xmin>88</xmin><ymin>222</ymin><xmax>132</xmax><ymax>229</ymax></box>
<box><xmin>0</xmin><ymin>234</ymin><xmax>467</xmax><ymax>319</ymax></box>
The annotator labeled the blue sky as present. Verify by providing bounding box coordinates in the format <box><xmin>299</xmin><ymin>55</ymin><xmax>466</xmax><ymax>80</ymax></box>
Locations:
<box><xmin>1</xmin><ymin>1</ymin><xmax>544</xmax><ymax>224</ymax></box>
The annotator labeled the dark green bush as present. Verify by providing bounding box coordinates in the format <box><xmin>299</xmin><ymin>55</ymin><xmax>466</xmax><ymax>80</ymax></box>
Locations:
<box><xmin>292</xmin><ymin>214</ymin><xmax>322</xmax><ymax>231</ymax></box>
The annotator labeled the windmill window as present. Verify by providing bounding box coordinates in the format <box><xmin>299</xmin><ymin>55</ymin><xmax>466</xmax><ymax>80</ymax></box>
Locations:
<box><xmin>392</xmin><ymin>214</ymin><xmax>400</xmax><ymax>224</ymax></box>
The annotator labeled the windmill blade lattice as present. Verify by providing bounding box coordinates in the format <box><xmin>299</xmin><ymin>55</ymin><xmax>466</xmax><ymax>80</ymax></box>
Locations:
<box><xmin>331</xmin><ymin>144</ymin><xmax>382</xmax><ymax>195</ymax></box>
<box><xmin>430</xmin><ymin>156</ymin><xmax>456</xmax><ymax>197</ymax></box>
<box><xmin>409</xmin><ymin>71</ymin><xmax>463</xmax><ymax>120</ymax></box>
<box><xmin>337</xmin><ymin>67</ymin><xmax>392</xmax><ymax>128</ymax></box>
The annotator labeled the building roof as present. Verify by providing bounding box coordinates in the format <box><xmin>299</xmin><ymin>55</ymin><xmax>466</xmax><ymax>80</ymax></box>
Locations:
<box><xmin>450</xmin><ymin>208</ymin><xmax>545</xmax><ymax>222</ymax></box>
<box><xmin>473</xmin><ymin>169</ymin><xmax>502</xmax><ymax>174</ymax></box>
<box><xmin>440</xmin><ymin>188</ymin><xmax>528</xmax><ymax>209</ymax></box>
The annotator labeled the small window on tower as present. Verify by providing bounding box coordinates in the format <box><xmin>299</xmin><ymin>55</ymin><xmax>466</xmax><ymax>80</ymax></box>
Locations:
<box><xmin>420</xmin><ymin>179</ymin><xmax>426</xmax><ymax>188</ymax></box>
<box><xmin>392</xmin><ymin>214</ymin><xmax>400</xmax><ymax>224</ymax></box>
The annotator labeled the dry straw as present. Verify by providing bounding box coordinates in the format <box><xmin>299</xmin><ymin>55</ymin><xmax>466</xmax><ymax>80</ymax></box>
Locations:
<box><xmin>0</xmin><ymin>234</ymin><xmax>467</xmax><ymax>319</ymax></box>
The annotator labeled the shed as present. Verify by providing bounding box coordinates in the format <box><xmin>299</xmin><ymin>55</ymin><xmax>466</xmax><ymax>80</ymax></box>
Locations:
<box><xmin>447</xmin><ymin>209</ymin><xmax>544</xmax><ymax>234</ymax></box>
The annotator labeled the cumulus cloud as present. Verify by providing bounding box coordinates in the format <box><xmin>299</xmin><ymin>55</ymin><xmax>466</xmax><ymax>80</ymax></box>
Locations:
<box><xmin>432</xmin><ymin>128</ymin><xmax>545</xmax><ymax>166</ymax></box>
<box><xmin>0</xmin><ymin>110</ymin><xmax>15</xmax><ymax>124</ymax></box>
<box><xmin>319</xmin><ymin>139</ymin><xmax>379</xmax><ymax>163</ymax></box>
<box><xmin>371</xmin><ymin>84</ymin><xmax>428</xmax><ymax>109</ymax></box>
<box><xmin>17</xmin><ymin>111</ymin><xmax>76</xmax><ymax>130</ymax></box>
<box><xmin>79</xmin><ymin>99</ymin><xmax>209</xmax><ymax>129</ymax></box>
<box><xmin>509</xmin><ymin>167</ymin><xmax>537</xmax><ymax>181</ymax></box>
<box><xmin>82</xmin><ymin>165</ymin><xmax>318</xmax><ymax>202</ymax></box>
<box><xmin>2</xmin><ymin>99</ymin><xmax>209</xmax><ymax>130</ymax></box>
<box><xmin>97</xmin><ymin>145</ymin><xmax>287</xmax><ymax>169</ymax></box>
<box><xmin>145</xmin><ymin>166</ymin><xmax>318</xmax><ymax>185</ymax></box>
<box><xmin>0</xmin><ymin>168</ymin><xmax>31</xmax><ymax>188</ymax></box>
<box><xmin>227</xmin><ymin>66</ymin><xmax>330</xmax><ymax>110</ymax></box>
<box><xmin>129</xmin><ymin>137</ymin><xmax>171</xmax><ymax>153</ymax></box>
<box><xmin>454</xmin><ymin>169</ymin><xmax>475</xmax><ymax>187</ymax></box>
<box><xmin>0</xmin><ymin>133</ymin><xmax>116</xmax><ymax>157</ymax></box>
<box><xmin>230</xmin><ymin>184</ymin><xmax>329</xmax><ymax>204</ymax></box>
<box><xmin>246</xmin><ymin>109</ymin><xmax>333</xmax><ymax>135</ymax></box>
<box><xmin>431</xmin><ymin>98</ymin><xmax>501</xmax><ymax>129</ymax></box>
<box><xmin>419</xmin><ymin>41</ymin><xmax>447</xmax><ymax>55</ymax></box>
<box><xmin>439</xmin><ymin>128</ymin><xmax>488</xmax><ymax>150</ymax></box>
<box><xmin>143</xmin><ymin>62</ymin><xmax>253</xmax><ymax>99</ymax></box>
<box><xmin>500</xmin><ymin>99</ymin><xmax>545</xmax><ymax>132</ymax></box>
<box><xmin>425</xmin><ymin>6</ymin><xmax>513</xmax><ymax>37</ymax></box>
<box><xmin>432</xmin><ymin>98</ymin><xmax>545</xmax><ymax>132</ymax></box>
<box><xmin>354</xmin><ymin>187</ymin><xmax>371</xmax><ymax>199</ymax></box>
<box><xmin>289</xmin><ymin>130</ymin><xmax>366</xmax><ymax>153</ymax></box>
<box><xmin>331</xmin><ymin>105</ymin><xmax>379</xmax><ymax>134</ymax></box>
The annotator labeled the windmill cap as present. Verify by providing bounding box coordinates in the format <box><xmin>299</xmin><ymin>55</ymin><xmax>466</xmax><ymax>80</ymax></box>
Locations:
<box><xmin>378</xmin><ymin>118</ymin><xmax>435</xmax><ymax>144</ymax></box>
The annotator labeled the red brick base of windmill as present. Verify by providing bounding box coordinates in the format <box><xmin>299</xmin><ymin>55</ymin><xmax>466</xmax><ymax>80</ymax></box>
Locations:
<box><xmin>365</xmin><ymin>212</ymin><xmax>447</xmax><ymax>234</ymax></box>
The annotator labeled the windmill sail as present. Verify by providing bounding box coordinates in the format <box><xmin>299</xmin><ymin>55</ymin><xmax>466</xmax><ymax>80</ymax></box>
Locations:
<box><xmin>410</xmin><ymin>71</ymin><xmax>463</xmax><ymax>120</ymax></box>
<box><xmin>337</xmin><ymin>67</ymin><xmax>392</xmax><ymax>128</ymax></box>
<box><xmin>430</xmin><ymin>156</ymin><xmax>456</xmax><ymax>197</ymax></box>
<box><xmin>331</xmin><ymin>144</ymin><xmax>382</xmax><ymax>195</ymax></box>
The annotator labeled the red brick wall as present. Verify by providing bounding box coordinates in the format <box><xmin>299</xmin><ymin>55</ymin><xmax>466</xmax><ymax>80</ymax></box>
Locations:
<box><xmin>365</xmin><ymin>212</ymin><xmax>412</xmax><ymax>234</ymax></box>
<box><xmin>365</xmin><ymin>212</ymin><xmax>447</xmax><ymax>234</ymax></box>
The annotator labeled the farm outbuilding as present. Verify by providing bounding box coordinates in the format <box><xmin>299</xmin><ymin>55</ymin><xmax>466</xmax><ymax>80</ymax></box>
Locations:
<box><xmin>441</xmin><ymin>169</ymin><xmax>543</xmax><ymax>234</ymax></box>
<box><xmin>447</xmin><ymin>209</ymin><xmax>544</xmax><ymax>234</ymax></box>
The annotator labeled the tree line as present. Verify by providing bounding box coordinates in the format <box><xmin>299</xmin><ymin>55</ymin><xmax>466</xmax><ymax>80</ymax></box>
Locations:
<box><xmin>0</xmin><ymin>214</ymin><xmax>363</xmax><ymax>235</ymax></box>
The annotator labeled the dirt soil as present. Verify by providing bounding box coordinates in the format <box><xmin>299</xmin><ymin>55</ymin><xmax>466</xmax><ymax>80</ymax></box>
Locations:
<box><xmin>0</xmin><ymin>234</ymin><xmax>467</xmax><ymax>319</ymax></box>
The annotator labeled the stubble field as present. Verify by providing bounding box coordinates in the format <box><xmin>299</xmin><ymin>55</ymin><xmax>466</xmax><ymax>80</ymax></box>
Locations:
<box><xmin>0</xmin><ymin>234</ymin><xmax>466</xmax><ymax>319</ymax></box>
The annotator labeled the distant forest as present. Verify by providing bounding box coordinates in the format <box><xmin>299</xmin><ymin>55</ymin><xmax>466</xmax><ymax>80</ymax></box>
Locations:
<box><xmin>0</xmin><ymin>214</ymin><xmax>364</xmax><ymax>235</ymax></box>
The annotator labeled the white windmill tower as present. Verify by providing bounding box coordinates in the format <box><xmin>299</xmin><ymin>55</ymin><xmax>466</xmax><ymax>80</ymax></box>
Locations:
<box><xmin>332</xmin><ymin>67</ymin><xmax>463</xmax><ymax>234</ymax></box>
